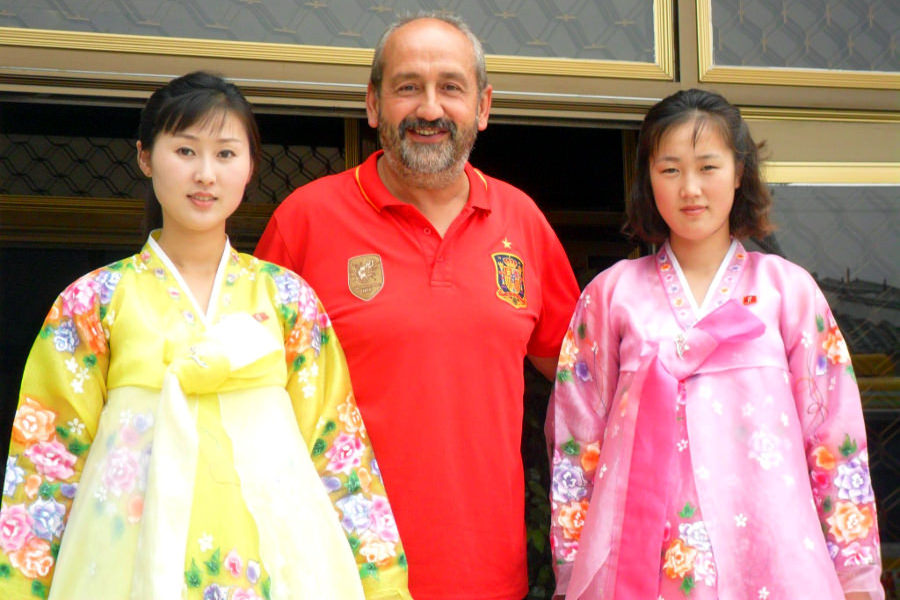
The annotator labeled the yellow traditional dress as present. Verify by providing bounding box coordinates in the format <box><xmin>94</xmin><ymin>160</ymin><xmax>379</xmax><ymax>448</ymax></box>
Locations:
<box><xmin>0</xmin><ymin>235</ymin><xmax>411</xmax><ymax>600</ymax></box>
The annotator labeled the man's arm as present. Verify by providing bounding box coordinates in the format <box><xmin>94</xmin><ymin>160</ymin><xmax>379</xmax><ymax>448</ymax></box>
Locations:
<box><xmin>528</xmin><ymin>354</ymin><xmax>559</xmax><ymax>381</ymax></box>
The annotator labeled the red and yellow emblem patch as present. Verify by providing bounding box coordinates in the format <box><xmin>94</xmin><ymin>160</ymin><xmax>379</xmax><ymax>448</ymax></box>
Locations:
<box><xmin>492</xmin><ymin>252</ymin><xmax>527</xmax><ymax>308</ymax></box>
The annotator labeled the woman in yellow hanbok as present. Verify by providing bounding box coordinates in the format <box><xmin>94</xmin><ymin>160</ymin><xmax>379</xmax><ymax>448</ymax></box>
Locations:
<box><xmin>0</xmin><ymin>72</ymin><xmax>411</xmax><ymax>600</ymax></box>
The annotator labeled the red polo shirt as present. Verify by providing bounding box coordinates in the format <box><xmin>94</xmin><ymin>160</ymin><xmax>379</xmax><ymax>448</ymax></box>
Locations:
<box><xmin>256</xmin><ymin>151</ymin><xmax>579</xmax><ymax>600</ymax></box>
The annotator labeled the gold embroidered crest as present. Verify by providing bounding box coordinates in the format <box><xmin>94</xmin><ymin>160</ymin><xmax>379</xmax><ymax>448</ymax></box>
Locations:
<box><xmin>348</xmin><ymin>254</ymin><xmax>384</xmax><ymax>301</ymax></box>
<box><xmin>491</xmin><ymin>252</ymin><xmax>527</xmax><ymax>308</ymax></box>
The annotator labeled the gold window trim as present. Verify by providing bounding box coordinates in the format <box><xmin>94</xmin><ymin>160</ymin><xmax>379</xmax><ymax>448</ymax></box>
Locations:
<box><xmin>763</xmin><ymin>162</ymin><xmax>900</xmax><ymax>184</ymax></box>
<box><xmin>696</xmin><ymin>0</ymin><xmax>900</xmax><ymax>90</ymax></box>
<box><xmin>0</xmin><ymin>1</ymin><xmax>673</xmax><ymax>83</ymax></box>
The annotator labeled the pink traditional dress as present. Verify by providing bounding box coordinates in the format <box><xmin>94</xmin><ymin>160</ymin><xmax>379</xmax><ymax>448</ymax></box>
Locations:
<box><xmin>547</xmin><ymin>240</ymin><xmax>883</xmax><ymax>599</ymax></box>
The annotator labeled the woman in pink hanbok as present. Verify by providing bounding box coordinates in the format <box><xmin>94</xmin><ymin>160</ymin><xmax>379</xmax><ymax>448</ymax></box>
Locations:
<box><xmin>546</xmin><ymin>89</ymin><xmax>883</xmax><ymax>599</ymax></box>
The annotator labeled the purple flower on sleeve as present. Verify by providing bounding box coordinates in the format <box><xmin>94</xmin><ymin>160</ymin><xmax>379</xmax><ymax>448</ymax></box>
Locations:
<box><xmin>54</xmin><ymin>320</ymin><xmax>80</xmax><ymax>353</ymax></box>
<box><xmin>28</xmin><ymin>497</ymin><xmax>66</xmax><ymax>540</ymax></box>
<box><xmin>335</xmin><ymin>494</ymin><xmax>373</xmax><ymax>533</ymax></box>
<box><xmin>321</xmin><ymin>476</ymin><xmax>342</xmax><ymax>493</ymax></box>
<box><xmin>551</xmin><ymin>460</ymin><xmax>587</xmax><ymax>503</ymax></box>
<box><xmin>203</xmin><ymin>584</ymin><xmax>228</xmax><ymax>600</ymax></box>
<box><xmin>574</xmin><ymin>362</ymin><xmax>591</xmax><ymax>382</ymax></box>
<box><xmin>246</xmin><ymin>560</ymin><xmax>260</xmax><ymax>584</ymax></box>
<box><xmin>60</xmin><ymin>484</ymin><xmax>78</xmax><ymax>499</ymax></box>
<box><xmin>94</xmin><ymin>270</ymin><xmax>122</xmax><ymax>304</ymax></box>
<box><xmin>4</xmin><ymin>456</ymin><xmax>24</xmax><ymax>497</ymax></box>
<box><xmin>274</xmin><ymin>273</ymin><xmax>301</xmax><ymax>305</ymax></box>
<box><xmin>834</xmin><ymin>458</ymin><xmax>875</xmax><ymax>504</ymax></box>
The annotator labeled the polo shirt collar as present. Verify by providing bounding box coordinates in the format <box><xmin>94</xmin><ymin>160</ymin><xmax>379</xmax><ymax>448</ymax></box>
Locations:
<box><xmin>355</xmin><ymin>150</ymin><xmax>491</xmax><ymax>213</ymax></box>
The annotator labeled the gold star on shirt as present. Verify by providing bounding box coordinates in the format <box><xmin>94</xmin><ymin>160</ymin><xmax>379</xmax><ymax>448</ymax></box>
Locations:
<box><xmin>502</xmin><ymin>237</ymin><xmax>512</xmax><ymax>249</ymax></box>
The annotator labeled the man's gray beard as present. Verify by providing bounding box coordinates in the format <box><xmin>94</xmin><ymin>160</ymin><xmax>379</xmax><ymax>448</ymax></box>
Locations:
<box><xmin>378</xmin><ymin>120</ymin><xmax>477</xmax><ymax>190</ymax></box>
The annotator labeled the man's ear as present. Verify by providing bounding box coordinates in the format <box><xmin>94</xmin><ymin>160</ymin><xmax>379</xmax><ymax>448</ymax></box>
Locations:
<box><xmin>476</xmin><ymin>84</ymin><xmax>493</xmax><ymax>132</ymax></box>
<box><xmin>365</xmin><ymin>82</ymin><xmax>380</xmax><ymax>129</ymax></box>
<box><xmin>136</xmin><ymin>141</ymin><xmax>152</xmax><ymax>177</ymax></box>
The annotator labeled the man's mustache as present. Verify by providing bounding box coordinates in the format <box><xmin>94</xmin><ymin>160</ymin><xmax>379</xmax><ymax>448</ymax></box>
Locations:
<box><xmin>398</xmin><ymin>117</ymin><xmax>457</xmax><ymax>139</ymax></box>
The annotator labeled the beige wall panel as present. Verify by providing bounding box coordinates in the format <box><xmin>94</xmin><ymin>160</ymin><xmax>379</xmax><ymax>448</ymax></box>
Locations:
<box><xmin>748</xmin><ymin>120</ymin><xmax>900</xmax><ymax>163</ymax></box>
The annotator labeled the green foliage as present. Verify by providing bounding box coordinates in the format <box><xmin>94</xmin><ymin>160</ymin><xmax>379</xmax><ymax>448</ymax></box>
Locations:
<box><xmin>678</xmin><ymin>503</ymin><xmax>696</xmax><ymax>519</ymax></box>
<box><xmin>69</xmin><ymin>439</ymin><xmax>89</xmax><ymax>456</ymax></box>
<box><xmin>31</xmin><ymin>580</ymin><xmax>47</xmax><ymax>599</ymax></box>
<box><xmin>346</xmin><ymin>471</ymin><xmax>361</xmax><ymax>494</ymax></box>
<box><xmin>839</xmin><ymin>434</ymin><xmax>858</xmax><ymax>458</ymax></box>
<box><xmin>816</xmin><ymin>315</ymin><xmax>825</xmax><ymax>332</ymax></box>
<box><xmin>523</xmin><ymin>364</ymin><xmax>555</xmax><ymax>599</ymax></box>
<box><xmin>323</xmin><ymin>420</ymin><xmax>337</xmax><ymax>435</ymax></box>
<box><xmin>311</xmin><ymin>439</ymin><xmax>326</xmax><ymax>456</ymax></box>
<box><xmin>185</xmin><ymin>559</ymin><xmax>202</xmax><ymax>588</ymax></box>
<box><xmin>204</xmin><ymin>548</ymin><xmax>221</xmax><ymax>575</ymax></box>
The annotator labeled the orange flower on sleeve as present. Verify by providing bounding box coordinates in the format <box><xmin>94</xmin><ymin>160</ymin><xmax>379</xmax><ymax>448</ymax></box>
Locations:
<box><xmin>558</xmin><ymin>500</ymin><xmax>590</xmax><ymax>541</ymax></box>
<box><xmin>580</xmin><ymin>442</ymin><xmax>601</xmax><ymax>474</ymax></box>
<box><xmin>663</xmin><ymin>538</ymin><xmax>697</xmax><ymax>579</ymax></box>
<box><xmin>811</xmin><ymin>445</ymin><xmax>836</xmax><ymax>470</ymax></box>
<box><xmin>12</xmin><ymin>398</ymin><xmax>57</xmax><ymax>446</ymax></box>
<box><xmin>827</xmin><ymin>501</ymin><xmax>874</xmax><ymax>543</ymax></box>
<box><xmin>9</xmin><ymin>537</ymin><xmax>54</xmax><ymax>579</ymax></box>
<box><xmin>558</xmin><ymin>330</ymin><xmax>578</xmax><ymax>370</ymax></box>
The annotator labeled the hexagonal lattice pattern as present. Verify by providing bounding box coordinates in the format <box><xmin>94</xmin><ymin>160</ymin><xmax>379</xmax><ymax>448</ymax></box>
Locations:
<box><xmin>712</xmin><ymin>0</ymin><xmax>899</xmax><ymax>71</ymax></box>
<box><xmin>0</xmin><ymin>134</ymin><xmax>344</xmax><ymax>203</ymax></box>
<box><xmin>0</xmin><ymin>0</ymin><xmax>655</xmax><ymax>62</ymax></box>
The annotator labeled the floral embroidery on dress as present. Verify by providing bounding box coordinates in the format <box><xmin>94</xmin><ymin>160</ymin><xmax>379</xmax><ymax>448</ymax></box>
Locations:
<box><xmin>0</xmin><ymin>398</ymin><xmax>90</xmax><ymax>594</ymax></box>
<box><xmin>661</xmin><ymin>505</ymin><xmax>717</xmax><ymax>595</ymax></box>
<box><xmin>185</xmin><ymin>539</ymin><xmax>271</xmax><ymax>600</ymax></box>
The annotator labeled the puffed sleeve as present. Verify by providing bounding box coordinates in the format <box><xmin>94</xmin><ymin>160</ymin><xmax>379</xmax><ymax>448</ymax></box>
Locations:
<box><xmin>782</xmin><ymin>270</ymin><xmax>883</xmax><ymax>598</ymax></box>
<box><xmin>544</xmin><ymin>270</ymin><xmax>621</xmax><ymax>596</ymax></box>
<box><xmin>1</xmin><ymin>267</ymin><xmax>117</xmax><ymax>599</ymax></box>
<box><xmin>274</xmin><ymin>269</ymin><xmax>411</xmax><ymax>600</ymax></box>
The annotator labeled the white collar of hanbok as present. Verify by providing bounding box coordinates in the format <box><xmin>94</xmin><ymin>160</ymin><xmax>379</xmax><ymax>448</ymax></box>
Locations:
<box><xmin>146</xmin><ymin>230</ymin><xmax>232</xmax><ymax>326</ymax></box>
<box><xmin>663</xmin><ymin>238</ymin><xmax>739</xmax><ymax>319</ymax></box>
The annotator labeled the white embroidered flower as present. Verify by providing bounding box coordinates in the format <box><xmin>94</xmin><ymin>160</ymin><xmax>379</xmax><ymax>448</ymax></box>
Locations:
<box><xmin>119</xmin><ymin>410</ymin><xmax>133</xmax><ymax>425</ymax></box>
<box><xmin>741</xmin><ymin>402</ymin><xmax>755</xmax><ymax>417</ymax></box>
<box><xmin>693</xmin><ymin>550</ymin><xmax>717</xmax><ymax>586</ymax></box>
<box><xmin>801</xmin><ymin>331</ymin><xmax>812</xmax><ymax>348</ymax></box>
<box><xmin>65</xmin><ymin>358</ymin><xmax>79</xmax><ymax>373</ymax></box>
<box><xmin>678</xmin><ymin>521</ymin><xmax>712</xmax><ymax>551</ymax></box>
<box><xmin>781</xmin><ymin>474</ymin><xmax>795</xmax><ymax>487</ymax></box>
<box><xmin>780</xmin><ymin>412</ymin><xmax>789</xmax><ymax>427</ymax></box>
<box><xmin>677</xmin><ymin>439</ymin><xmax>688</xmax><ymax>452</ymax></box>
<box><xmin>68</xmin><ymin>418</ymin><xmax>86</xmax><ymax>436</ymax></box>
<box><xmin>758</xmin><ymin>586</ymin><xmax>770</xmax><ymax>599</ymax></box>
<box><xmin>695</xmin><ymin>466</ymin><xmax>710</xmax><ymax>480</ymax></box>
<box><xmin>712</xmin><ymin>400</ymin><xmax>723</xmax><ymax>415</ymax></box>
<box><xmin>803</xmin><ymin>537</ymin><xmax>815</xmax><ymax>550</ymax></box>
<box><xmin>302</xmin><ymin>382</ymin><xmax>316</xmax><ymax>398</ymax></box>
<box><xmin>308</xmin><ymin>362</ymin><xmax>320</xmax><ymax>378</ymax></box>
<box><xmin>198</xmin><ymin>533</ymin><xmax>214</xmax><ymax>552</ymax></box>
<box><xmin>734</xmin><ymin>513</ymin><xmax>747</xmax><ymax>527</ymax></box>
<box><xmin>748</xmin><ymin>429</ymin><xmax>783</xmax><ymax>471</ymax></box>
<box><xmin>698</xmin><ymin>385</ymin><xmax>712</xmax><ymax>399</ymax></box>
<box><xmin>598</xmin><ymin>464</ymin><xmax>608</xmax><ymax>479</ymax></box>
<box><xmin>71</xmin><ymin>377</ymin><xmax>85</xmax><ymax>394</ymax></box>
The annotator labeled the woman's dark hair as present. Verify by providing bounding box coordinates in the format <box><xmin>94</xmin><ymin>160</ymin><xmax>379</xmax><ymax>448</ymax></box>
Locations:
<box><xmin>625</xmin><ymin>88</ymin><xmax>773</xmax><ymax>244</ymax></box>
<box><xmin>139</xmin><ymin>71</ymin><xmax>261</xmax><ymax>235</ymax></box>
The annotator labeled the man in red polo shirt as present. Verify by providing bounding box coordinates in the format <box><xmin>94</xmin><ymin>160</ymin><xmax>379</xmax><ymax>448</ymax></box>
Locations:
<box><xmin>256</xmin><ymin>13</ymin><xmax>579</xmax><ymax>600</ymax></box>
